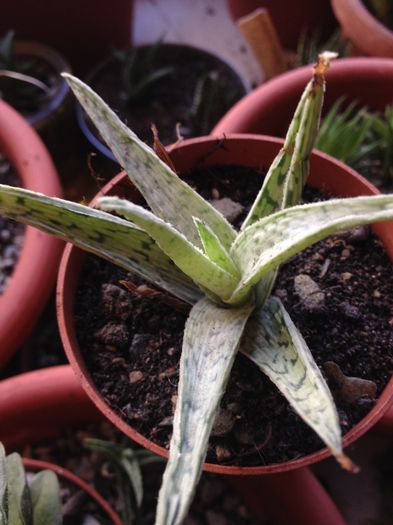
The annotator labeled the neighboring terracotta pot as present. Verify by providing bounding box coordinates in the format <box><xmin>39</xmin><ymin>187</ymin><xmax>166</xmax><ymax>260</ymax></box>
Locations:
<box><xmin>57</xmin><ymin>135</ymin><xmax>393</xmax><ymax>481</ymax></box>
<box><xmin>374</xmin><ymin>404</ymin><xmax>393</xmax><ymax>437</ymax></box>
<box><xmin>227</xmin><ymin>0</ymin><xmax>336</xmax><ymax>51</ymax></box>
<box><xmin>331</xmin><ymin>0</ymin><xmax>393</xmax><ymax>57</ymax></box>
<box><xmin>23</xmin><ymin>458</ymin><xmax>122</xmax><ymax>525</ymax></box>
<box><xmin>213</xmin><ymin>57</ymin><xmax>393</xmax><ymax>137</ymax></box>
<box><xmin>0</xmin><ymin>101</ymin><xmax>64</xmax><ymax>368</ymax></box>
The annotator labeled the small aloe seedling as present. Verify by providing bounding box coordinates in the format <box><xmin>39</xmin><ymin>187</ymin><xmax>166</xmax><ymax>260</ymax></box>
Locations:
<box><xmin>2</xmin><ymin>52</ymin><xmax>393</xmax><ymax>524</ymax></box>
<box><xmin>0</xmin><ymin>443</ymin><xmax>62</xmax><ymax>525</ymax></box>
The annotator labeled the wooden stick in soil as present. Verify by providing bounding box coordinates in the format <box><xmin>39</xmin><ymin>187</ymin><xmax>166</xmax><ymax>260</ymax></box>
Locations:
<box><xmin>238</xmin><ymin>8</ymin><xmax>287</xmax><ymax>80</ymax></box>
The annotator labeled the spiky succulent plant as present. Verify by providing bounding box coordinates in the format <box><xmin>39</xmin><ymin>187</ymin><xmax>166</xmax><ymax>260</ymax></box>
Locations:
<box><xmin>0</xmin><ymin>443</ymin><xmax>62</xmax><ymax>525</ymax></box>
<box><xmin>2</xmin><ymin>52</ymin><xmax>393</xmax><ymax>524</ymax></box>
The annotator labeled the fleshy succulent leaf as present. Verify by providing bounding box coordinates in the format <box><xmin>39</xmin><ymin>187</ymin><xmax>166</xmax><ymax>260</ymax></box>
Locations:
<box><xmin>0</xmin><ymin>444</ymin><xmax>7</xmax><ymax>525</ymax></box>
<box><xmin>6</xmin><ymin>453</ymin><xmax>32</xmax><ymax>525</ymax></box>
<box><xmin>63</xmin><ymin>73</ymin><xmax>236</xmax><ymax>250</ymax></box>
<box><xmin>241</xmin><ymin>297</ymin><xmax>356</xmax><ymax>471</ymax></box>
<box><xmin>229</xmin><ymin>194</ymin><xmax>393</xmax><ymax>305</ymax></box>
<box><xmin>98</xmin><ymin>196</ymin><xmax>238</xmax><ymax>300</ymax></box>
<box><xmin>155</xmin><ymin>298</ymin><xmax>254</xmax><ymax>525</ymax></box>
<box><xmin>0</xmin><ymin>185</ymin><xmax>201</xmax><ymax>304</ymax></box>
<box><xmin>30</xmin><ymin>471</ymin><xmax>62</xmax><ymax>525</ymax></box>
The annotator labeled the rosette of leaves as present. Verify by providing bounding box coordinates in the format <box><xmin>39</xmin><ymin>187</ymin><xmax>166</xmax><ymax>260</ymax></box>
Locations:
<box><xmin>0</xmin><ymin>443</ymin><xmax>62</xmax><ymax>525</ymax></box>
<box><xmin>2</xmin><ymin>52</ymin><xmax>393</xmax><ymax>524</ymax></box>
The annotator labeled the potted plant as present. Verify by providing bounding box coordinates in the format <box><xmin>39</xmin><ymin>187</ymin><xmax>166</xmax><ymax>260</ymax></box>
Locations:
<box><xmin>76</xmin><ymin>42</ymin><xmax>249</xmax><ymax>160</ymax></box>
<box><xmin>331</xmin><ymin>0</ymin><xmax>393</xmax><ymax>57</ymax></box>
<box><xmin>0</xmin><ymin>54</ymin><xmax>393</xmax><ymax>522</ymax></box>
<box><xmin>0</xmin><ymin>99</ymin><xmax>63</xmax><ymax>368</ymax></box>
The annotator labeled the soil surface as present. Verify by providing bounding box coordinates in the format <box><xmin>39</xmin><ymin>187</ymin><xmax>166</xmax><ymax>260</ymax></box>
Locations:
<box><xmin>0</xmin><ymin>162</ymin><xmax>25</xmax><ymax>295</ymax></box>
<box><xmin>83</xmin><ymin>44</ymin><xmax>246</xmax><ymax>146</ymax></box>
<box><xmin>74</xmin><ymin>165</ymin><xmax>393</xmax><ymax>467</ymax></box>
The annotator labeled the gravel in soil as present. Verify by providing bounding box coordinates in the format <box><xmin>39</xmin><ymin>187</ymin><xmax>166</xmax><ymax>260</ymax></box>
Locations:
<box><xmin>74</xmin><ymin>165</ymin><xmax>393</xmax><ymax>468</ymax></box>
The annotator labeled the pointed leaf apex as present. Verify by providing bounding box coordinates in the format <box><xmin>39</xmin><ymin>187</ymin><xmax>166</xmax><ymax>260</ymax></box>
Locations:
<box><xmin>337</xmin><ymin>452</ymin><xmax>360</xmax><ymax>473</ymax></box>
<box><xmin>315</xmin><ymin>51</ymin><xmax>338</xmax><ymax>77</ymax></box>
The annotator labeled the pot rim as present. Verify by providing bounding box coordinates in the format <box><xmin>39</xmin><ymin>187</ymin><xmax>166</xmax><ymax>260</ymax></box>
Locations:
<box><xmin>0</xmin><ymin>100</ymin><xmax>63</xmax><ymax>368</ymax></box>
<box><xmin>57</xmin><ymin>134</ymin><xmax>393</xmax><ymax>475</ymax></box>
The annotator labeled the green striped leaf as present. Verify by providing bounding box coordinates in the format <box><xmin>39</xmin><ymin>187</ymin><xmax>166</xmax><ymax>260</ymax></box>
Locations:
<box><xmin>0</xmin><ymin>185</ymin><xmax>200</xmax><ymax>304</ymax></box>
<box><xmin>30</xmin><ymin>471</ymin><xmax>62</xmax><ymax>525</ymax></box>
<box><xmin>241</xmin><ymin>297</ymin><xmax>355</xmax><ymax>470</ymax></box>
<box><xmin>0</xmin><ymin>444</ymin><xmax>7</xmax><ymax>525</ymax></box>
<box><xmin>64</xmin><ymin>74</ymin><xmax>236</xmax><ymax>250</ymax></box>
<box><xmin>98</xmin><ymin>197</ymin><xmax>238</xmax><ymax>300</ymax></box>
<box><xmin>6</xmin><ymin>454</ymin><xmax>32</xmax><ymax>525</ymax></box>
<box><xmin>155</xmin><ymin>298</ymin><xmax>254</xmax><ymax>525</ymax></box>
<box><xmin>228</xmin><ymin>194</ymin><xmax>393</xmax><ymax>305</ymax></box>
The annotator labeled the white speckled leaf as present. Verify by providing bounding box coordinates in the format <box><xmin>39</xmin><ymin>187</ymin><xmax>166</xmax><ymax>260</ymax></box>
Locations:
<box><xmin>0</xmin><ymin>444</ymin><xmax>6</xmax><ymax>525</ymax></box>
<box><xmin>6</xmin><ymin>453</ymin><xmax>31</xmax><ymax>525</ymax></box>
<box><xmin>30</xmin><ymin>471</ymin><xmax>62</xmax><ymax>525</ymax></box>
<box><xmin>155</xmin><ymin>298</ymin><xmax>254</xmax><ymax>525</ymax></box>
<box><xmin>98</xmin><ymin>196</ymin><xmax>238</xmax><ymax>300</ymax></box>
<box><xmin>229</xmin><ymin>194</ymin><xmax>393</xmax><ymax>305</ymax></box>
<box><xmin>64</xmin><ymin>74</ymin><xmax>236</xmax><ymax>250</ymax></box>
<box><xmin>0</xmin><ymin>185</ymin><xmax>200</xmax><ymax>304</ymax></box>
<box><xmin>241</xmin><ymin>297</ymin><xmax>344</xmax><ymax>462</ymax></box>
<box><xmin>194</xmin><ymin>218</ymin><xmax>240</xmax><ymax>277</ymax></box>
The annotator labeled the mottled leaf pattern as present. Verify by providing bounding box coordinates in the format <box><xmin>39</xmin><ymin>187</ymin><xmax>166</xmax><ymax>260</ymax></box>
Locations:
<box><xmin>0</xmin><ymin>185</ymin><xmax>200</xmax><ymax>304</ymax></box>
<box><xmin>0</xmin><ymin>444</ymin><xmax>6</xmax><ymax>525</ymax></box>
<box><xmin>229</xmin><ymin>194</ymin><xmax>393</xmax><ymax>304</ymax></box>
<box><xmin>241</xmin><ymin>297</ymin><xmax>344</xmax><ymax>462</ymax></box>
<box><xmin>155</xmin><ymin>298</ymin><xmax>254</xmax><ymax>525</ymax></box>
<box><xmin>98</xmin><ymin>196</ymin><xmax>238</xmax><ymax>299</ymax></box>
<box><xmin>64</xmin><ymin>74</ymin><xmax>236</xmax><ymax>250</ymax></box>
<box><xmin>30</xmin><ymin>471</ymin><xmax>62</xmax><ymax>525</ymax></box>
<box><xmin>6</xmin><ymin>453</ymin><xmax>31</xmax><ymax>525</ymax></box>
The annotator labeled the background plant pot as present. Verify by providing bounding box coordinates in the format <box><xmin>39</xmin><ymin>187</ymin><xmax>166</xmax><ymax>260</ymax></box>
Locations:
<box><xmin>0</xmin><ymin>1</ymin><xmax>134</xmax><ymax>76</ymax></box>
<box><xmin>23</xmin><ymin>458</ymin><xmax>122</xmax><ymax>525</ymax></box>
<box><xmin>0</xmin><ymin>101</ymin><xmax>64</xmax><ymax>368</ymax></box>
<box><xmin>331</xmin><ymin>0</ymin><xmax>393</xmax><ymax>57</ymax></box>
<box><xmin>227</xmin><ymin>0</ymin><xmax>336</xmax><ymax>51</ymax></box>
<box><xmin>76</xmin><ymin>43</ymin><xmax>250</xmax><ymax>160</ymax></box>
<box><xmin>57</xmin><ymin>135</ymin><xmax>393</xmax><ymax>479</ymax></box>
<box><xmin>213</xmin><ymin>57</ymin><xmax>393</xmax><ymax>137</ymax></box>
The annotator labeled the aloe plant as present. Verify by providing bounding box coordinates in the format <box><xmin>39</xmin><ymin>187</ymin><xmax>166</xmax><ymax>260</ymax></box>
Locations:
<box><xmin>2</xmin><ymin>52</ymin><xmax>393</xmax><ymax>524</ymax></box>
<box><xmin>0</xmin><ymin>443</ymin><xmax>62</xmax><ymax>525</ymax></box>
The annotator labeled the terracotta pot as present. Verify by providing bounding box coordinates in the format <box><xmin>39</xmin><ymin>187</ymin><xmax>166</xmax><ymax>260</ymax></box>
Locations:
<box><xmin>331</xmin><ymin>0</ymin><xmax>393</xmax><ymax>57</ymax></box>
<box><xmin>23</xmin><ymin>458</ymin><xmax>122</xmax><ymax>525</ymax></box>
<box><xmin>227</xmin><ymin>0</ymin><xmax>336</xmax><ymax>51</ymax></box>
<box><xmin>213</xmin><ymin>57</ymin><xmax>393</xmax><ymax>137</ymax></box>
<box><xmin>0</xmin><ymin>101</ymin><xmax>64</xmax><ymax>368</ymax></box>
<box><xmin>57</xmin><ymin>135</ymin><xmax>393</xmax><ymax>480</ymax></box>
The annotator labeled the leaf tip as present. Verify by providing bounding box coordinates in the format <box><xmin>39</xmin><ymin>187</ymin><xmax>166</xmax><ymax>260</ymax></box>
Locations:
<box><xmin>336</xmin><ymin>452</ymin><xmax>360</xmax><ymax>473</ymax></box>
<box><xmin>314</xmin><ymin>51</ymin><xmax>338</xmax><ymax>77</ymax></box>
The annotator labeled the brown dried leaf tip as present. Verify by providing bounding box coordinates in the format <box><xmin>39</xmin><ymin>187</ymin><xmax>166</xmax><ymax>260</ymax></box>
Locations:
<box><xmin>314</xmin><ymin>51</ymin><xmax>338</xmax><ymax>77</ymax></box>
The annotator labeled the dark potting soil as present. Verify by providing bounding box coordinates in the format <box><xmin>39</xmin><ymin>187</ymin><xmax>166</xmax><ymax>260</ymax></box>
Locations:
<box><xmin>23</xmin><ymin>422</ymin><xmax>264</xmax><ymax>525</ymax></box>
<box><xmin>83</xmin><ymin>44</ymin><xmax>246</xmax><ymax>146</ymax></box>
<box><xmin>0</xmin><ymin>163</ymin><xmax>25</xmax><ymax>295</ymax></box>
<box><xmin>74</xmin><ymin>165</ymin><xmax>393</xmax><ymax>467</ymax></box>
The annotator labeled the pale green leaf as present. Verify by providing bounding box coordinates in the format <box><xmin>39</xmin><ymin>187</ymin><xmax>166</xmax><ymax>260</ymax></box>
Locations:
<box><xmin>30</xmin><ymin>471</ymin><xmax>62</xmax><ymax>525</ymax></box>
<box><xmin>155</xmin><ymin>298</ymin><xmax>254</xmax><ymax>525</ymax></box>
<box><xmin>0</xmin><ymin>444</ymin><xmax>7</xmax><ymax>525</ymax></box>
<box><xmin>63</xmin><ymin>74</ymin><xmax>236</xmax><ymax>250</ymax></box>
<box><xmin>6</xmin><ymin>454</ymin><xmax>32</xmax><ymax>525</ymax></box>
<box><xmin>0</xmin><ymin>185</ymin><xmax>200</xmax><ymax>304</ymax></box>
<box><xmin>193</xmin><ymin>218</ymin><xmax>240</xmax><ymax>277</ymax></box>
<box><xmin>98</xmin><ymin>196</ymin><xmax>239</xmax><ymax>300</ymax></box>
<box><xmin>229</xmin><ymin>194</ymin><xmax>393</xmax><ymax>305</ymax></box>
<box><xmin>241</xmin><ymin>297</ymin><xmax>349</xmax><ymax>467</ymax></box>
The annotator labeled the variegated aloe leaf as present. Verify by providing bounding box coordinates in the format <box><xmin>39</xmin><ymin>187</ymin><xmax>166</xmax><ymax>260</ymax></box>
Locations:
<box><xmin>155</xmin><ymin>298</ymin><xmax>254</xmax><ymax>525</ymax></box>
<box><xmin>6</xmin><ymin>453</ymin><xmax>32</xmax><ymax>525</ymax></box>
<box><xmin>63</xmin><ymin>74</ymin><xmax>236</xmax><ymax>250</ymax></box>
<box><xmin>0</xmin><ymin>185</ymin><xmax>201</xmax><ymax>304</ymax></box>
<box><xmin>228</xmin><ymin>194</ymin><xmax>393</xmax><ymax>305</ymax></box>
<box><xmin>30</xmin><ymin>471</ymin><xmax>62</xmax><ymax>525</ymax></box>
<box><xmin>241</xmin><ymin>297</ymin><xmax>356</xmax><ymax>471</ymax></box>
<box><xmin>0</xmin><ymin>444</ymin><xmax>7</xmax><ymax>525</ymax></box>
<box><xmin>98</xmin><ymin>196</ymin><xmax>239</xmax><ymax>300</ymax></box>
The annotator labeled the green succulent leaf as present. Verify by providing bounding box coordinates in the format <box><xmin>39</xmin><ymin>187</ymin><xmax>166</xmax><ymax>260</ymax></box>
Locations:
<box><xmin>30</xmin><ymin>471</ymin><xmax>62</xmax><ymax>525</ymax></box>
<box><xmin>229</xmin><ymin>194</ymin><xmax>393</xmax><ymax>305</ymax></box>
<box><xmin>155</xmin><ymin>298</ymin><xmax>254</xmax><ymax>525</ymax></box>
<box><xmin>241</xmin><ymin>297</ymin><xmax>353</xmax><ymax>469</ymax></box>
<box><xmin>63</xmin><ymin>73</ymin><xmax>236</xmax><ymax>250</ymax></box>
<box><xmin>6</xmin><ymin>453</ymin><xmax>32</xmax><ymax>525</ymax></box>
<box><xmin>0</xmin><ymin>185</ymin><xmax>201</xmax><ymax>304</ymax></box>
<box><xmin>0</xmin><ymin>444</ymin><xmax>7</xmax><ymax>525</ymax></box>
<box><xmin>98</xmin><ymin>196</ymin><xmax>238</xmax><ymax>300</ymax></box>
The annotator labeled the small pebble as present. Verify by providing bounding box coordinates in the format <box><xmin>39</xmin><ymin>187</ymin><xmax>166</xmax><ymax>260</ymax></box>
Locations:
<box><xmin>294</xmin><ymin>274</ymin><xmax>325</xmax><ymax>311</ymax></box>
<box><xmin>129</xmin><ymin>370</ymin><xmax>144</xmax><ymax>384</ymax></box>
